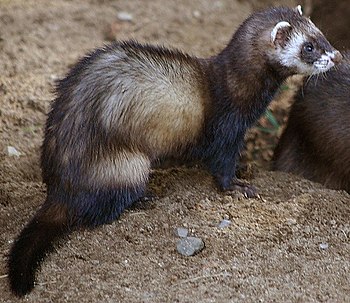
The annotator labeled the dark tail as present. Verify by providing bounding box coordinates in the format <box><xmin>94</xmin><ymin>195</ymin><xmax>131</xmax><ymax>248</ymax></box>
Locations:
<box><xmin>8</xmin><ymin>186</ymin><xmax>144</xmax><ymax>297</ymax></box>
<box><xmin>8</xmin><ymin>201</ymin><xmax>70</xmax><ymax>296</ymax></box>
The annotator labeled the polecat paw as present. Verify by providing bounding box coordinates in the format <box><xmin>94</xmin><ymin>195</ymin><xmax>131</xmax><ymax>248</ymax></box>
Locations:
<box><xmin>224</xmin><ymin>180</ymin><xmax>258</xmax><ymax>198</ymax></box>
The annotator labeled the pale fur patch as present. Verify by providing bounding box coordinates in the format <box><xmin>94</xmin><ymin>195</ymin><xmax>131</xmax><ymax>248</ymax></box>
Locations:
<box><xmin>278</xmin><ymin>32</ymin><xmax>313</xmax><ymax>73</ymax></box>
<box><xmin>90</xmin><ymin>151</ymin><xmax>150</xmax><ymax>188</ymax></box>
<box><xmin>296</xmin><ymin>5</ymin><xmax>303</xmax><ymax>16</ymax></box>
<box><xmin>271</xmin><ymin>21</ymin><xmax>291</xmax><ymax>43</ymax></box>
<box><xmin>97</xmin><ymin>49</ymin><xmax>205</xmax><ymax>156</ymax></box>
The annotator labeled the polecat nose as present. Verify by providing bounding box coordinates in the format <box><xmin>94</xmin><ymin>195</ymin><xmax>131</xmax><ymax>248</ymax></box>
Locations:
<box><xmin>332</xmin><ymin>51</ymin><xmax>343</xmax><ymax>64</ymax></box>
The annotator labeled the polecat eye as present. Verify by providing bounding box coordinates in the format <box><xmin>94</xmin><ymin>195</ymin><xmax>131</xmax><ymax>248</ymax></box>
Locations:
<box><xmin>303</xmin><ymin>43</ymin><xmax>314</xmax><ymax>53</ymax></box>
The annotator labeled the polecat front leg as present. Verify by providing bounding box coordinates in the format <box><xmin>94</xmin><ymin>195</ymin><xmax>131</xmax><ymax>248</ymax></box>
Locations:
<box><xmin>213</xmin><ymin>165</ymin><xmax>258</xmax><ymax>198</ymax></box>
<box><xmin>204</xmin><ymin>138</ymin><xmax>258</xmax><ymax>198</ymax></box>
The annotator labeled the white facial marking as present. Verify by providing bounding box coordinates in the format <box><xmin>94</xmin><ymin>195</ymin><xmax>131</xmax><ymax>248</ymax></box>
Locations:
<box><xmin>325</xmin><ymin>51</ymin><xmax>335</xmax><ymax>59</ymax></box>
<box><xmin>275</xmin><ymin>31</ymin><xmax>337</xmax><ymax>75</ymax></box>
<box><xmin>271</xmin><ymin>21</ymin><xmax>291</xmax><ymax>43</ymax></box>
<box><xmin>278</xmin><ymin>32</ymin><xmax>314</xmax><ymax>74</ymax></box>
<box><xmin>314</xmin><ymin>53</ymin><xmax>335</xmax><ymax>72</ymax></box>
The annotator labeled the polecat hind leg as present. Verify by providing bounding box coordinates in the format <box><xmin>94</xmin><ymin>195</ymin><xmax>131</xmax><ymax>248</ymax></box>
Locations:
<box><xmin>8</xmin><ymin>185</ymin><xmax>145</xmax><ymax>297</ymax></box>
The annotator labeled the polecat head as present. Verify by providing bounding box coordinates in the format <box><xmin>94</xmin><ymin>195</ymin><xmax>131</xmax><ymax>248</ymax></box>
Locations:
<box><xmin>266</xmin><ymin>5</ymin><xmax>342</xmax><ymax>75</ymax></box>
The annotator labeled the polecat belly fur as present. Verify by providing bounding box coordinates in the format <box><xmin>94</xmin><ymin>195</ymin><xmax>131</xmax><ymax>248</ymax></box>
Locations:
<box><xmin>273</xmin><ymin>51</ymin><xmax>350</xmax><ymax>192</ymax></box>
<box><xmin>8</xmin><ymin>6</ymin><xmax>341</xmax><ymax>296</ymax></box>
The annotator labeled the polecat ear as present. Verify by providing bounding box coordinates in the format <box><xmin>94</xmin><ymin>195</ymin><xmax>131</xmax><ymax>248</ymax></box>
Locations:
<box><xmin>271</xmin><ymin>21</ymin><xmax>292</xmax><ymax>46</ymax></box>
<box><xmin>295</xmin><ymin>5</ymin><xmax>303</xmax><ymax>15</ymax></box>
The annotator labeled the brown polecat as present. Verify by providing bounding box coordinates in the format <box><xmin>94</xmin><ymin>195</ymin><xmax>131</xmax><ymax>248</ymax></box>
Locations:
<box><xmin>273</xmin><ymin>51</ymin><xmax>350</xmax><ymax>192</ymax></box>
<box><xmin>8</xmin><ymin>6</ymin><xmax>341</xmax><ymax>296</ymax></box>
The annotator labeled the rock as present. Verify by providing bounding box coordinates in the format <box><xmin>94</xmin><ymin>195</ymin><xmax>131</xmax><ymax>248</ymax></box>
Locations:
<box><xmin>7</xmin><ymin>146</ymin><xmax>21</xmax><ymax>157</ymax></box>
<box><xmin>117</xmin><ymin>12</ymin><xmax>133</xmax><ymax>22</ymax></box>
<box><xmin>218</xmin><ymin>219</ymin><xmax>231</xmax><ymax>228</ymax></box>
<box><xmin>175</xmin><ymin>227</ymin><xmax>188</xmax><ymax>238</ymax></box>
<box><xmin>319</xmin><ymin>242</ymin><xmax>329</xmax><ymax>250</ymax></box>
<box><xmin>176</xmin><ymin>237</ymin><xmax>205</xmax><ymax>256</ymax></box>
<box><xmin>192</xmin><ymin>10</ymin><xmax>201</xmax><ymax>19</ymax></box>
<box><xmin>286</xmin><ymin>218</ymin><xmax>297</xmax><ymax>225</ymax></box>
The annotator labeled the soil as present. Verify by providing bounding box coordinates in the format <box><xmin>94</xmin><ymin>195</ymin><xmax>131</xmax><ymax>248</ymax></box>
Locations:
<box><xmin>0</xmin><ymin>1</ymin><xmax>349</xmax><ymax>302</ymax></box>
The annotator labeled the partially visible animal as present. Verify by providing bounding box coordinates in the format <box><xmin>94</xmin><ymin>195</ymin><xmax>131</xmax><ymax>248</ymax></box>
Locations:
<box><xmin>273</xmin><ymin>52</ymin><xmax>350</xmax><ymax>192</ymax></box>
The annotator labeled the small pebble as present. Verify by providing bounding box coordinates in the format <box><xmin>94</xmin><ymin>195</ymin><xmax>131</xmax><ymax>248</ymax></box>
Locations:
<box><xmin>286</xmin><ymin>218</ymin><xmax>297</xmax><ymax>225</ymax></box>
<box><xmin>192</xmin><ymin>10</ymin><xmax>201</xmax><ymax>18</ymax></box>
<box><xmin>319</xmin><ymin>243</ymin><xmax>329</xmax><ymax>250</ymax></box>
<box><xmin>50</xmin><ymin>74</ymin><xmax>59</xmax><ymax>81</ymax></box>
<box><xmin>117</xmin><ymin>12</ymin><xmax>133</xmax><ymax>22</ymax></box>
<box><xmin>218</xmin><ymin>219</ymin><xmax>231</xmax><ymax>228</ymax></box>
<box><xmin>176</xmin><ymin>237</ymin><xmax>205</xmax><ymax>256</ymax></box>
<box><xmin>175</xmin><ymin>227</ymin><xmax>189</xmax><ymax>238</ymax></box>
<box><xmin>223</xmin><ymin>195</ymin><xmax>233</xmax><ymax>203</ymax></box>
<box><xmin>7</xmin><ymin>146</ymin><xmax>21</xmax><ymax>157</ymax></box>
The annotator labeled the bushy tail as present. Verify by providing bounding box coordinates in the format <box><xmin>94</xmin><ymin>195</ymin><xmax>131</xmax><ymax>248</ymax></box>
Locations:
<box><xmin>8</xmin><ymin>201</ymin><xmax>70</xmax><ymax>296</ymax></box>
<box><xmin>8</xmin><ymin>185</ymin><xmax>144</xmax><ymax>297</ymax></box>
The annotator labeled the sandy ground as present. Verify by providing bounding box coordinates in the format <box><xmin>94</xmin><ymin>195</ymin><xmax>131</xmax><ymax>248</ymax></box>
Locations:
<box><xmin>0</xmin><ymin>0</ymin><xmax>349</xmax><ymax>302</ymax></box>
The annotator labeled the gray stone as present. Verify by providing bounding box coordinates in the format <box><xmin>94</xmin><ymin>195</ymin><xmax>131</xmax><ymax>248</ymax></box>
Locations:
<box><xmin>218</xmin><ymin>219</ymin><xmax>231</xmax><ymax>228</ymax></box>
<box><xmin>319</xmin><ymin>242</ymin><xmax>329</xmax><ymax>250</ymax></box>
<box><xmin>176</xmin><ymin>237</ymin><xmax>205</xmax><ymax>256</ymax></box>
<box><xmin>7</xmin><ymin>146</ymin><xmax>21</xmax><ymax>157</ymax></box>
<box><xmin>175</xmin><ymin>227</ymin><xmax>189</xmax><ymax>238</ymax></box>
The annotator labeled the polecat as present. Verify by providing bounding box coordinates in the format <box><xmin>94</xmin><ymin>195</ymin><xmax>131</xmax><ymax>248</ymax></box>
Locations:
<box><xmin>273</xmin><ymin>51</ymin><xmax>350</xmax><ymax>192</ymax></box>
<box><xmin>8</xmin><ymin>6</ymin><xmax>341</xmax><ymax>296</ymax></box>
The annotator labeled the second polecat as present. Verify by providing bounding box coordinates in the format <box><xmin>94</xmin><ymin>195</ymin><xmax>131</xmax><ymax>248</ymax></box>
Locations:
<box><xmin>273</xmin><ymin>52</ymin><xmax>350</xmax><ymax>192</ymax></box>
<box><xmin>8</xmin><ymin>6</ymin><xmax>341</xmax><ymax>296</ymax></box>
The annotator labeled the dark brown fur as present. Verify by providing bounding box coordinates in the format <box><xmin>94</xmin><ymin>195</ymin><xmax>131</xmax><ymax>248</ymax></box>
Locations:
<box><xmin>8</xmin><ymin>7</ymin><xmax>340</xmax><ymax>296</ymax></box>
<box><xmin>273</xmin><ymin>52</ymin><xmax>350</xmax><ymax>192</ymax></box>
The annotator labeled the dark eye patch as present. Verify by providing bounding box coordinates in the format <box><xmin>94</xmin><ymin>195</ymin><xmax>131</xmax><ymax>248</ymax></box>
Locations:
<box><xmin>301</xmin><ymin>41</ymin><xmax>320</xmax><ymax>64</ymax></box>
<box><xmin>303</xmin><ymin>42</ymin><xmax>314</xmax><ymax>53</ymax></box>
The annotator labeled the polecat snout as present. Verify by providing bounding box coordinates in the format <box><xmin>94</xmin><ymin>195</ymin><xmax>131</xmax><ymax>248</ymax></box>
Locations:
<box><xmin>8</xmin><ymin>6</ymin><xmax>340</xmax><ymax>296</ymax></box>
<box><xmin>273</xmin><ymin>51</ymin><xmax>350</xmax><ymax>192</ymax></box>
